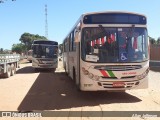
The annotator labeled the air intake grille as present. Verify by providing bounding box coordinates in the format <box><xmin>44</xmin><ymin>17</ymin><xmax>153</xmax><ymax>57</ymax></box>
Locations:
<box><xmin>94</xmin><ymin>65</ymin><xmax>142</xmax><ymax>71</ymax></box>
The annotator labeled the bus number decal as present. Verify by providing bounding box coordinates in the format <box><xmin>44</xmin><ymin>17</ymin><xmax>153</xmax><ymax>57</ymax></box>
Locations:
<box><xmin>122</xmin><ymin>72</ymin><xmax>136</xmax><ymax>75</ymax></box>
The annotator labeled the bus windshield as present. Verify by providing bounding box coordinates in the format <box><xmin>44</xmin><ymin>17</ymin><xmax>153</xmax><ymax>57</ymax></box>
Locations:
<box><xmin>81</xmin><ymin>27</ymin><xmax>149</xmax><ymax>63</ymax></box>
<box><xmin>33</xmin><ymin>45</ymin><xmax>58</xmax><ymax>58</ymax></box>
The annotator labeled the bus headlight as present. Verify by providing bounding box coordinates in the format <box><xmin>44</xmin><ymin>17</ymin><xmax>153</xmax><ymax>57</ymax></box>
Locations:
<box><xmin>88</xmin><ymin>73</ymin><xmax>94</xmax><ymax>79</ymax></box>
<box><xmin>82</xmin><ymin>67</ymin><xmax>100</xmax><ymax>81</ymax></box>
<box><xmin>93</xmin><ymin>75</ymin><xmax>100</xmax><ymax>81</ymax></box>
<box><xmin>82</xmin><ymin>67</ymin><xmax>89</xmax><ymax>75</ymax></box>
<box><xmin>137</xmin><ymin>74</ymin><xmax>144</xmax><ymax>80</ymax></box>
<box><xmin>137</xmin><ymin>68</ymin><xmax>149</xmax><ymax>80</ymax></box>
<box><xmin>84</xmin><ymin>70</ymin><xmax>89</xmax><ymax>75</ymax></box>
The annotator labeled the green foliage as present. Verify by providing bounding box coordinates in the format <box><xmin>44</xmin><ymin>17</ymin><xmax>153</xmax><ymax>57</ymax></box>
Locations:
<box><xmin>0</xmin><ymin>48</ymin><xmax>3</xmax><ymax>54</ymax></box>
<box><xmin>0</xmin><ymin>48</ymin><xmax>12</xmax><ymax>54</ymax></box>
<box><xmin>0</xmin><ymin>48</ymin><xmax>10</xmax><ymax>54</ymax></box>
<box><xmin>149</xmin><ymin>36</ymin><xmax>160</xmax><ymax>45</ymax></box>
<box><xmin>12</xmin><ymin>43</ymin><xmax>26</xmax><ymax>54</ymax></box>
<box><xmin>157</xmin><ymin>37</ymin><xmax>160</xmax><ymax>45</ymax></box>
<box><xmin>149</xmin><ymin>36</ymin><xmax>156</xmax><ymax>44</ymax></box>
<box><xmin>19</xmin><ymin>32</ymin><xmax>47</xmax><ymax>50</ymax></box>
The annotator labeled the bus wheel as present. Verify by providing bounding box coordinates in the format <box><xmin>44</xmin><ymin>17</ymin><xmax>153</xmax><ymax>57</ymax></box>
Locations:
<box><xmin>4</xmin><ymin>64</ymin><xmax>11</xmax><ymax>78</ymax></box>
<box><xmin>73</xmin><ymin>68</ymin><xmax>81</xmax><ymax>91</ymax></box>
<box><xmin>73</xmin><ymin>68</ymin><xmax>76</xmax><ymax>80</ymax></box>
<box><xmin>76</xmin><ymin>82</ymin><xmax>81</xmax><ymax>92</ymax></box>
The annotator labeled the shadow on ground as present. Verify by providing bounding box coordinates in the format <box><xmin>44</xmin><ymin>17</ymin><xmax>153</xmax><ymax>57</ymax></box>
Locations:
<box><xmin>16</xmin><ymin>65</ymin><xmax>55</xmax><ymax>74</ymax></box>
<box><xmin>16</xmin><ymin>66</ymin><xmax>35</xmax><ymax>74</ymax></box>
<box><xmin>149</xmin><ymin>61</ymin><xmax>160</xmax><ymax>72</ymax></box>
<box><xmin>17</xmin><ymin>71</ymin><xmax>142</xmax><ymax>111</ymax></box>
<box><xmin>150</xmin><ymin>67</ymin><xmax>160</xmax><ymax>72</ymax></box>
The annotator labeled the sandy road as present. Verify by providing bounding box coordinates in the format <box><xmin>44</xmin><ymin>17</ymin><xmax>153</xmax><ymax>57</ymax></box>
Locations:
<box><xmin>0</xmin><ymin>60</ymin><xmax>160</xmax><ymax>120</ymax></box>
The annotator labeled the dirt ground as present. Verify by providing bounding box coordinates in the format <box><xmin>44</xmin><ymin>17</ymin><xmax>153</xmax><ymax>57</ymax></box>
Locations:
<box><xmin>0</xmin><ymin>59</ymin><xmax>160</xmax><ymax>120</ymax></box>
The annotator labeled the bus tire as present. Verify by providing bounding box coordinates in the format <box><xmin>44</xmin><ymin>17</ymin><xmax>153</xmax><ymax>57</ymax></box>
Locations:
<box><xmin>73</xmin><ymin>68</ymin><xmax>81</xmax><ymax>91</ymax></box>
<box><xmin>73</xmin><ymin>68</ymin><xmax>76</xmax><ymax>81</ymax></box>
<box><xmin>76</xmin><ymin>83</ymin><xmax>81</xmax><ymax>92</ymax></box>
<box><xmin>4</xmin><ymin>64</ymin><xmax>11</xmax><ymax>78</ymax></box>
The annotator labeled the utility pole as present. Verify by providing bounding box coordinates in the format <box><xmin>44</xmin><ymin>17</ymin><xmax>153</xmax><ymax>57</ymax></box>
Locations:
<box><xmin>45</xmin><ymin>4</ymin><xmax>48</xmax><ymax>39</ymax></box>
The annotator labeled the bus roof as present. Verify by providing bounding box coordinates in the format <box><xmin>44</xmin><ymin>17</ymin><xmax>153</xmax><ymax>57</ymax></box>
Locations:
<box><xmin>62</xmin><ymin>11</ymin><xmax>147</xmax><ymax>42</ymax></box>
<box><xmin>82</xmin><ymin>11</ymin><xmax>146</xmax><ymax>18</ymax></box>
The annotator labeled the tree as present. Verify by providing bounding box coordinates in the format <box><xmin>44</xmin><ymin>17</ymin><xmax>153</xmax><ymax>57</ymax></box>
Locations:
<box><xmin>12</xmin><ymin>43</ymin><xmax>26</xmax><ymax>54</ymax></box>
<box><xmin>3</xmin><ymin>49</ymin><xmax>11</xmax><ymax>54</ymax></box>
<box><xmin>0</xmin><ymin>48</ymin><xmax>3</xmax><ymax>54</ymax></box>
<box><xmin>149</xmin><ymin>36</ymin><xmax>156</xmax><ymax>44</ymax></box>
<box><xmin>19</xmin><ymin>32</ymin><xmax>47</xmax><ymax>50</ymax></box>
<box><xmin>157</xmin><ymin>37</ymin><xmax>160</xmax><ymax>45</ymax></box>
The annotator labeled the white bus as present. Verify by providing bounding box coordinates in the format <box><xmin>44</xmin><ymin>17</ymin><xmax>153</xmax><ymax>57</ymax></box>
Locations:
<box><xmin>63</xmin><ymin>11</ymin><xmax>149</xmax><ymax>91</ymax></box>
<box><xmin>32</xmin><ymin>40</ymin><xmax>58</xmax><ymax>71</ymax></box>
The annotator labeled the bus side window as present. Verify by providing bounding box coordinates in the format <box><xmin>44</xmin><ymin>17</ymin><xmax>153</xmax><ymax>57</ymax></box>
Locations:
<box><xmin>69</xmin><ymin>34</ymin><xmax>72</xmax><ymax>52</ymax></box>
<box><xmin>73</xmin><ymin>29</ymin><xmax>77</xmax><ymax>51</ymax></box>
<box><xmin>65</xmin><ymin>38</ymin><xmax>69</xmax><ymax>52</ymax></box>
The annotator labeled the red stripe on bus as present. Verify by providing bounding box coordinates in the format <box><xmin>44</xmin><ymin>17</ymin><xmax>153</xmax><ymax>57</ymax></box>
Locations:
<box><xmin>100</xmin><ymin>70</ymin><xmax>109</xmax><ymax>77</ymax></box>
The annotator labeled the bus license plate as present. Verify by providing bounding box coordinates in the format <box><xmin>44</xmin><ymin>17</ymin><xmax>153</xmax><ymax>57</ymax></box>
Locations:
<box><xmin>113</xmin><ymin>82</ymin><xmax>125</xmax><ymax>87</ymax></box>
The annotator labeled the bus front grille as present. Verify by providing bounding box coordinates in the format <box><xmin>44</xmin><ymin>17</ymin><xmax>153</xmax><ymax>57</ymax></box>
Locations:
<box><xmin>94</xmin><ymin>65</ymin><xmax>142</xmax><ymax>71</ymax></box>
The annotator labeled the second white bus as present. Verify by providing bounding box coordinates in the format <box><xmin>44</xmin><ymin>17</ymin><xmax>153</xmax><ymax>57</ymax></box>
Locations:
<box><xmin>32</xmin><ymin>40</ymin><xmax>58</xmax><ymax>71</ymax></box>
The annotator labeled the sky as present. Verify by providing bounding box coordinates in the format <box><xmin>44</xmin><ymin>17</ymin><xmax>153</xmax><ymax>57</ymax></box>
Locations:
<box><xmin>0</xmin><ymin>0</ymin><xmax>159</xmax><ymax>50</ymax></box>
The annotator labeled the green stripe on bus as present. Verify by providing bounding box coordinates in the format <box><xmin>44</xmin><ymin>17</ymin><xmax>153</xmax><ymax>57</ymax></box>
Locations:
<box><xmin>107</xmin><ymin>71</ymin><xmax>115</xmax><ymax>77</ymax></box>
